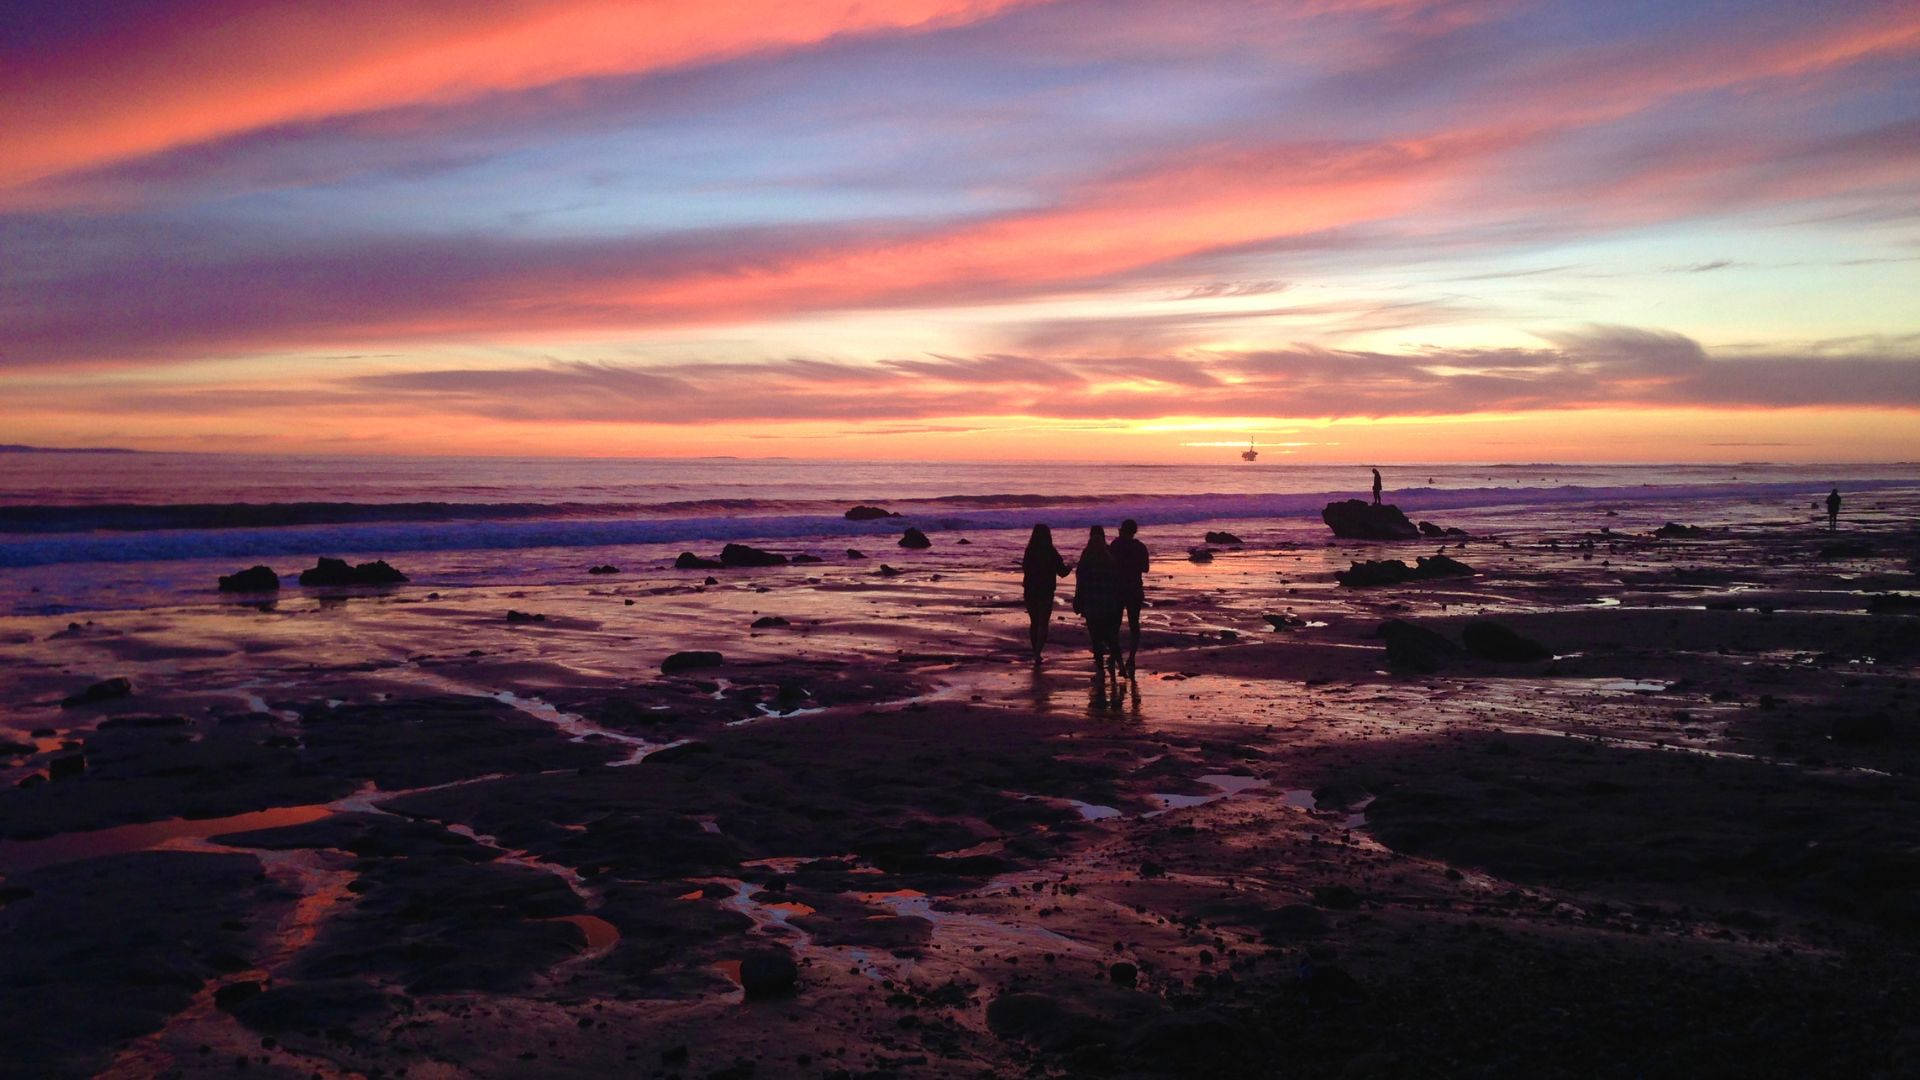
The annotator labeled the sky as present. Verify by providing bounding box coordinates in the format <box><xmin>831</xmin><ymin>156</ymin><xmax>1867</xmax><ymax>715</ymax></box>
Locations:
<box><xmin>3</xmin><ymin>0</ymin><xmax>1918</xmax><ymax>462</ymax></box>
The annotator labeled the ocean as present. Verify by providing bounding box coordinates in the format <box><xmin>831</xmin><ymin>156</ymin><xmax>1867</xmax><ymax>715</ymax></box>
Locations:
<box><xmin>1</xmin><ymin>451</ymin><xmax>1909</xmax><ymax>615</ymax></box>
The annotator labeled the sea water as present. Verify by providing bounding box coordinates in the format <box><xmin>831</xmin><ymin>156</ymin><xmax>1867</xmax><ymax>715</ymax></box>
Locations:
<box><xmin>0</xmin><ymin>451</ymin><xmax>1909</xmax><ymax>614</ymax></box>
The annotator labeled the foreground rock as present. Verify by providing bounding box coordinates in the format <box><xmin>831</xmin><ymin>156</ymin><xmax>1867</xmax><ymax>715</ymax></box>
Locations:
<box><xmin>844</xmin><ymin>505</ymin><xmax>898</xmax><ymax>520</ymax></box>
<box><xmin>738</xmin><ymin>951</ymin><xmax>799</xmax><ymax>999</ymax></box>
<box><xmin>1377</xmin><ymin>619</ymin><xmax>1465</xmax><ymax>673</ymax></box>
<box><xmin>298</xmin><ymin>557</ymin><xmax>407</xmax><ymax>586</ymax></box>
<box><xmin>662</xmin><ymin>650</ymin><xmax>725</xmax><ymax>675</ymax></box>
<box><xmin>1335</xmin><ymin>554</ymin><xmax>1474</xmax><ymax>587</ymax></box>
<box><xmin>1461</xmin><ymin>619</ymin><xmax>1552</xmax><ymax>661</ymax></box>
<box><xmin>1322</xmin><ymin>499</ymin><xmax>1421</xmax><ymax>540</ymax></box>
<box><xmin>1653</xmin><ymin>522</ymin><xmax>1707</xmax><ymax>538</ymax></box>
<box><xmin>899</xmin><ymin>527</ymin><xmax>932</xmax><ymax>549</ymax></box>
<box><xmin>216</xmin><ymin>565</ymin><xmax>280</xmax><ymax>592</ymax></box>
<box><xmin>60</xmin><ymin>676</ymin><xmax>132</xmax><ymax>709</ymax></box>
<box><xmin>719</xmin><ymin>543</ymin><xmax>788</xmax><ymax>568</ymax></box>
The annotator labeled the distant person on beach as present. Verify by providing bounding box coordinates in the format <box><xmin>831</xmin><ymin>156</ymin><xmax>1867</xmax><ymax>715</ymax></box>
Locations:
<box><xmin>1827</xmin><ymin>487</ymin><xmax>1841</xmax><ymax>530</ymax></box>
<box><xmin>1371</xmin><ymin>468</ymin><xmax>1383</xmax><ymax>505</ymax></box>
<box><xmin>1109</xmin><ymin>519</ymin><xmax>1149</xmax><ymax>677</ymax></box>
<box><xmin>1072</xmin><ymin>525</ymin><xmax>1123</xmax><ymax>685</ymax></box>
<box><xmin>1021</xmin><ymin>524</ymin><xmax>1071</xmax><ymax>662</ymax></box>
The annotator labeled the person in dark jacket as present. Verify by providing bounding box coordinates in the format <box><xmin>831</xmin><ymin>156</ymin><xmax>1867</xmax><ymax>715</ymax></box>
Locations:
<box><xmin>1826</xmin><ymin>487</ymin><xmax>1841</xmax><ymax>531</ymax></box>
<box><xmin>1020</xmin><ymin>524</ymin><xmax>1071</xmax><ymax>662</ymax></box>
<box><xmin>1073</xmin><ymin>525</ymin><xmax>1123</xmax><ymax>687</ymax></box>
<box><xmin>1109</xmin><ymin>519</ymin><xmax>1149</xmax><ymax>677</ymax></box>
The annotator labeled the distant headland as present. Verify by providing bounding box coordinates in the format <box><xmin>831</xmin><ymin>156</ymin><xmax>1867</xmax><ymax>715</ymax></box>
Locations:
<box><xmin>0</xmin><ymin>444</ymin><xmax>143</xmax><ymax>454</ymax></box>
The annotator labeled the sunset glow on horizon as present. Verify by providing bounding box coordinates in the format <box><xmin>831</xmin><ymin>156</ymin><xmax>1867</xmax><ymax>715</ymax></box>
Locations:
<box><xmin>4</xmin><ymin>0</ymin><xmax>1918</xmax><ymax>462</ymax></box>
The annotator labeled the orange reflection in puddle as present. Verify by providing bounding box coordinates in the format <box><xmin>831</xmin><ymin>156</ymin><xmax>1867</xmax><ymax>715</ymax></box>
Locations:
<box><xmin>550</xmin><ymin>913</ymin><xmax>620</xmax><ymax>951</ymax></box>
<box><xmin>676</xmin><ymin>889</ymin><xmax>706</xmax><ymax>901</ymax></box>
<box><xmin>763</xmin><ymin>900</ymin><xmax>815</xmax><ymax>917</ymax></box>
<box><xmin>854</xmin><ymin>889</ymin><xmax>926</xmax><ymax>903</ymax></box>
<box><xmin>0</xmin><ymin>804</ymin><xmax>333</xmax><ymax>873</ymax></box>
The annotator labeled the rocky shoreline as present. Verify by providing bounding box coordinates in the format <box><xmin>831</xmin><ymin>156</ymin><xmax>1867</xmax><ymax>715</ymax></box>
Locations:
<box><xmin>2</xmin><ymin>493</ymin><xmax>1917</xmax><ymax>1077</ymax></box>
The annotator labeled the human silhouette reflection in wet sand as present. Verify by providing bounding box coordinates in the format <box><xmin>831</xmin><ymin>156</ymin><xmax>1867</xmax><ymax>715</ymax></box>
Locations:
<box><xmin>1072</xmin><ymin>525</ymin><xmax>1124</xmax><ymax>704</ymax></box>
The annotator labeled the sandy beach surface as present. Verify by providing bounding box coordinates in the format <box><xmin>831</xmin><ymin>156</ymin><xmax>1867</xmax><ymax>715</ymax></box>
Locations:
<box><xmin>3</xmin><ymin>489</ymin><xmax>1918</xmax><ymax>1078</ymax></box>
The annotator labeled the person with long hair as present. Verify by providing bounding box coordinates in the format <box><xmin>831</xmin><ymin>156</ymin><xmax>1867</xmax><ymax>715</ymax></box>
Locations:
<box><xmin>1020</xmin><ymin>524</ymin><xmax>1070</xmax><ymax>662</ymax></box>
<box><xmin>1109</xmin><ymin>519</ymin><xmax>1150</xmax><ymax>677</ymax></box>
<box><xmin>1072</xmin><ymin>525</ymin><xmax>1123</xmax><ymax>686</ymax></box>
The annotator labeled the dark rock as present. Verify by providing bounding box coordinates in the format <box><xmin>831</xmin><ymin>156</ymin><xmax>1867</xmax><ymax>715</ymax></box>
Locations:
<box><xmin>675</xmin><ymin>551</ymin><xmax>724</xmax><ymax>570</ymax></box>
<box><xmin>1298</xmin><ymin>961</ymin><xmax>1365</xmax><ymax>1007</ymax></box>
<box><xmin>704</xmin><ymin>576</ymin><xmax>719</xmax><ymax>585</ymax></box>
<box><xmin>1377</xmin><ymin>619</ymin><xmax>1463</xmax><ymax>673</ymax></box>
<box><xmin>1321</xmin><ymin>499</ymin><xmax>1421</xmax><ymax>540</ymax></box>
<box><xmin>1260</xmin><ymin>904</ymin><xmax>1328</xmax><ymax>939</ymax></box>
<box><xmin>878</xmin><ymin>564</ymin><xmax>903</xmax><ymax>577</ymax></box>
<box><xmin>986</xmin><ymin>992</ymin><xmax>1067</xmax><ymax>1041</ymax></box>
<box><xmin>1652</xmin><ymin>522</ymin><xmax>1706</xmax><ymax>539</ymax></box>
<box><xmin>1263</xmin><ymin>612</ymin><xmax>1301</xmax><ymax>630</ymax></box>
<box><xmin>48</xmin><ymin>752</ymin><xmax>86</xmax><ymax>780</ymax></box>
<box><xmin>1418</xmin><ymin>521</ymin><xmax>1444</xmax><ymax>537</ymax></box>
<box><xmin>217</xmin><ymin>565</ymin><xmax>280</xmax><ymax>592</ymax></box>
<box><xmin>1124</xmin><ymin>1010</ymin><xmax>1244</xmax><ymax>1060</ymax></box>
<box><xmin>505</xmin><ymin>610</ymin><xmax>546</xmax><ymax>624</ymax></box>
<box><xmin>0</xmin><ymin>738</ymin><xmax>34</xmax><ymax>756</ymax></box>
<box><xmin>298</xmin><ymin>558</ymin><xmax>407</xmax><ymax>586</ymax></box>
<box><xmin>212</xmin><ymin>981</ymin><xmax>265</xmax><ymax>1011</ymax></box>
<box><xmin>61</xmin><ymin>676</ymin><xmax>132</xmax><ymax>708</ymax></box>
<box><xmin>96</xmin><ymin>714</ymin><xmax>188</xmax><ymax>730</ymax></box>
<box><xmin>1831</xmin><ymin>713</ymin><xmax>1893</xmax><ymax>743</ymax></box>
<box><xmin>661</xmin><ymin>651</ymin><xmax>724</xmax><ymax>675</ymax></box>
<box><xmin>751</xmin><ymin>616</ymin><xmax>791</xmax><ymax>629</ymax></box>
<box><xmin>587</xmin><ymin>564</ymin><xmax>619</xmax><ymax>574</ymax></box>
<box><xmin>739</xmin><ymin>951</ymin><xmax>798</xmax><ymax>999</ymax></box>
<box><xmin>1108</xmin><ymin>961</ymin><xmax>1138</xmax><ymax>987</ymax></box>
<box><xmin>1461</xmin><ymin>620</ymin><xmax>1552</xmax><ymax>662</ymax></box>
<box><xmin>844</xmin><ymin>505</ymin><xmax>898</xmax><ymax>520</ymax></box>
<box><xmin>845</xmin><ymin>548</ymin><xmax>868</xmax><ymax>559</ymax></box>
<box><xmin>791</xmin><ymin>554</ymin><xmax>823</xmax><ymax>564</ymax></box>
<box><xmin>1187</xmin><ymin>548</ymin><xmax>1214</xmax><ymax>563</ymax></box>
<box><xmin>1204</xmin><ymin>531</ymin><xmax>1243</xmax><ymax>545</ymax></box>
<box><xmin>1335</xmin><ymin>554</ymin><xmax>1474</xmax><ymax>587</ymax></box>
<box><xmin>719</xmin><ymin>543</ymin><xmax>787</xmax><ymax>568</ymax></box>
<box><xmin>898</xmin><ymin>527</ymin><xmax>932</xmax><ymax>549</ymax></box>
<box><xmin>1312</xmin><ymin>883</ymin><xmax>1362</xmax><ymax>910</ymax></box>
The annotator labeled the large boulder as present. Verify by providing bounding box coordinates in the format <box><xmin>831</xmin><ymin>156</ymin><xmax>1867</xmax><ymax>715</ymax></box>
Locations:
<box><xmin>1461</xmin><ymin>620</ymin><xmax>1552</xmax><ymax>662</ymax></box>
<box><xmin>1335</xmin><ymin>554</ymin><xmax>1475</xmax><ymax>587</ymax></box>
<box><xmin>844</xmin><ymin>505</ymin><xmax>898</xmax><ymax>521</ymax></box>
<box><xmin>1322</xmin><ymin>499</ymin><xmax>1421</xmax><ymax>540</ymax></box>
<box><xmin>738</xmin><ymin>951</ymin><xmax>798</xmax><ymax>999</ymax></box>
<box><xmin>60</xmin><ymin>676</ymin><xmax>132</xmax><ymax>708</ymax></box>
<box><xmin>1204</xmin><ymin>531</ymin><xmax>1243</xmax><ymax>545</ymax></box>
<box><xmin>298</xmin><ymin>558</ymin><xmax>407</xmax><ymax>586</ymax></box>
<box><xmin>1376</xmin><ymin>619</ymin><xmax>1463</xmax><ymax>673</ymax></box>
<box><xmin>1652</xmin><ymin>522</ymin><xmax>1706</xmax><ymax>538</ymax></box>
<box><xmin>217</xmin><ymin>565</ymin><xmax>280</xmax><ymax>592</ymax></box>
<box><xmin>718</xmin><ymin>543</ymin><xmax>787</xmax><ymax>568</ymax></box>
<box><xmin>898</xmin><ymin>527</ymin><xmax>932</xmax><ymax>549</ymax></box>
<box><xmin>661</xmin><ymin>650</ymin><xmax>724</xmax><ymax>675</ymax></box>
<box><xmin>673</xmin><ymin>551</ymin><xmax>724</xmax><ymax>570</ymax></box>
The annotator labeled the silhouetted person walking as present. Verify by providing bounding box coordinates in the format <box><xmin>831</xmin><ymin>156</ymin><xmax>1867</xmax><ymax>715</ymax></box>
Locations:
<box><xmin>1072</xmin><ymin>525</ymin><xmax>1123</xmax><ymax>692</ymax></box>
<box><xmin>1020</xmin><ymin>524</ymin><xmax>1070</xmax><ymax>662</ymax></box>
<box><xmin>1110</xmin><ymin>519</ymin><xmax>1149</xmax><ymax>677</ymax></box>
<box><xmin>1371</xmin><ymin>468</ymin><xmax>1382</xmax><ymax>506</ymax></box>
<box><xmin>1827</xmin><ymin>487</ymin><xmax>1841</xmax><ymax>531</ymax></box>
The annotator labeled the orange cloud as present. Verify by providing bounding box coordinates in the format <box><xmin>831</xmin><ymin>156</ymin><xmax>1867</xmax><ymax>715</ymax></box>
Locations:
<box><xmin>0</xmin><ymin>0</ymin><xmax>1040</xmax><ymax>196</ymax></box>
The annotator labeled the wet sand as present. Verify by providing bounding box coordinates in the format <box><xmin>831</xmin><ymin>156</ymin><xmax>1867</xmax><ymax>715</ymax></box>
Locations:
<box><xmin>2</xmin><ymin>490</ymin><xmax>1918</xmax><ymax>1077</ymax></box>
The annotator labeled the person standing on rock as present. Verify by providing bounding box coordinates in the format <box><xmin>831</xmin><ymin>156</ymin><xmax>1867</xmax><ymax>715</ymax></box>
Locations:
<box><xmin>1071</xmin><ymin>526</ymin><xmax>1123</xmax><ymax>692</ymax></box>
<box><xmin>1020</xmin><ymin>524</ymin><xmax>1071</xmax><ymax>662</ymax></box>
<box><xmin>1109</xmin><ymin>519</ymin><xmax>1150</xmax><ymax>678</ymax></box>
<box><xmin>1826</xmin><ymin>487</ymin><xmax>1842</xmax><ymax>530</ymax></box>
<box><xmin>1371</xmin><ymin>468</ymin><xmax>1383</xmax><ymax>506</ymax></box>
